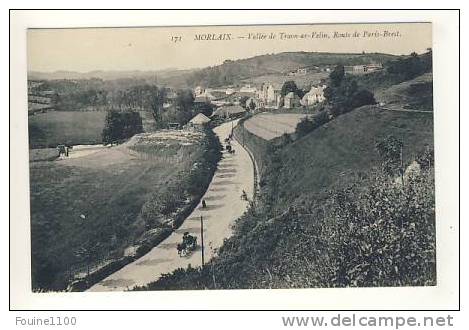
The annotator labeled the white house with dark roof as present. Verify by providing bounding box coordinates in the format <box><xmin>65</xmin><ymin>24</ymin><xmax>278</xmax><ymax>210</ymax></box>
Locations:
<box><xmin>301</xmin><ymin>85</ymin><xmax>327</xmax><ymax>106</ymax></box>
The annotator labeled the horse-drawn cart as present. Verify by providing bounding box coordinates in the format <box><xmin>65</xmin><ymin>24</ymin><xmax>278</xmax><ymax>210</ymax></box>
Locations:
<box><xmin>176</xmin><ymin>232</ymin><xmax>198</xmax><ymax>257</ymax></box>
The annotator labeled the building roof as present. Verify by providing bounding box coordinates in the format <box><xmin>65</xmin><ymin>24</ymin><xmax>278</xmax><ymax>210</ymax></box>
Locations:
<box><xmin>207</xmin><ymin>90</ymin><xmax>228</xmax><ymax>100</ymax></box>
<box><xmin>212</xmin><ymin>105</ymin><xmax>246</xmax><ymax>117</ymax></box>
<box><xmin>266</xmin><ymin>82</ymin><xmax>283</xmax><ymax>90</ymax></box>
<box><xmin>194</xmin><ymin>95</ymin><xmax>211</xmax><ymax>103</ymax></box>
<box><xmin>189</xmin><ymin>113</ymin><xmax>211</xmax><ymax>124</ymax></box>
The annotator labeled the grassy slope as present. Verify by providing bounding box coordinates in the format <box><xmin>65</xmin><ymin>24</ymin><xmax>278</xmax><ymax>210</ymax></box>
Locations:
<box><xmin>28</xmin><ymin>111</ymin><xmax>106</xmax><ymax>148</ymax></box>
<box><xmin>29</xmin><ymin>137</ymin><xmax>205</xmax><ymax>290</ymax></box>
<box><xmin>138</xmin><ymin>70</ymin><xmax>435</xmax><ymax>290</ymax></box>
<box><xmin>29</xmin><ymin>110</ymin><xmax>158</xmax><ymax>149</ymax></box>
<box><xmin>273</xmin><ymin>105</ymin><xmax>433</xmax><ymax>206</ymax></box>
<box><xmin>374</xmin><ymin>73</ymin><xmax>433</xmax><ymax>111</ymax></box>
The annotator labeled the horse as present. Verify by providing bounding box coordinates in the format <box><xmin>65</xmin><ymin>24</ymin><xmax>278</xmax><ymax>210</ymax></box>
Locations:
<box><xmin>177</xmin><ymin>233</ymin><xmax>198</xmax><ymax>257</ymax></box>
<box><xmin>177</xmin><ymin>242</ymin><xmax>186</xmax><ymax>257</ymax></box>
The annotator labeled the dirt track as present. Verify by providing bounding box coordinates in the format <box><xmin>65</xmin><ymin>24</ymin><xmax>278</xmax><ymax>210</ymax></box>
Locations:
<box><xmin>88</xmin><ymin>120</ymin><xmax>255</xmax><ymax>291</ymax></box>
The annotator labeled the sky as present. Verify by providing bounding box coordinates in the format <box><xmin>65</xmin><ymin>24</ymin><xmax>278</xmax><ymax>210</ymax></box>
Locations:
<box><xmin>27</xmin><ymin>23</ymin><xmax>432</xmax><ymax>73</ymax></box>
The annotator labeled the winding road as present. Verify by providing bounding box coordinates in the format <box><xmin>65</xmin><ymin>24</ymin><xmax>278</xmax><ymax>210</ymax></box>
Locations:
<box><xmin>88</xmin><ymin>120</ymin><xmax>255</xmax><ymax>291</ymax></box>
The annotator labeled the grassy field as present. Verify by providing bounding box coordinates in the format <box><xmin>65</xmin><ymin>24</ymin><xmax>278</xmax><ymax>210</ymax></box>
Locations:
<box><xmin>28</xmin><ymin>111</ymin><xmax>106</xmax><ymax>148</ymax></box>
<box><xmin>244</xmin><ymin>113</ymin><xmax>309</xmax><ymax>140</ymax></box>
<box><xmin>29</xmin><ymin>130</ymin><xmax>215</xmax><ymax>291</ymax></box>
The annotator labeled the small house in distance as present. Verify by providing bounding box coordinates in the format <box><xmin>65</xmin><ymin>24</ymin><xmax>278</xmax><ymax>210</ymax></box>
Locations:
<box><xmin>212</xmin><ymin>105</ymin><xmax>246</xmax><ymax>119</ymax></box>
<box><xmin>301</xmin><ymin>85</ymin><xmax>326</xmax><ymax>106</ymax></box>
<box><xmin>189</xmin><ymin>113</ymin><xmax>211</xmax><ymax>127</ymax></box>
<box><xmin>284</xmin><ymin>92</ymin><xmax>302</xmax><ymax>109</ymax></box>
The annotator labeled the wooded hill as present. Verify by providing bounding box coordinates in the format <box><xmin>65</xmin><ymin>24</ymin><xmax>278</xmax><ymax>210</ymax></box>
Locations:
<box><xmin>184</xmin><ymin>52</ymin><xmax>398</xmax><ymax>87</ymax></box>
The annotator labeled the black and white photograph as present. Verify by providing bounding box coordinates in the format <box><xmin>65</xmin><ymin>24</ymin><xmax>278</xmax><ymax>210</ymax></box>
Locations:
<box><xmin>22</xmin><ymin>22</ymin><xmax>440</xmax><ymax>294</ymax></box>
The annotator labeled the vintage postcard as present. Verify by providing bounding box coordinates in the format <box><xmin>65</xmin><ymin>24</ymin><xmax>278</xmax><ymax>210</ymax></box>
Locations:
<box><xmin>23</xmin><ymin>22</ymin><xmax>438</xmax><ymax>295</ymax></box>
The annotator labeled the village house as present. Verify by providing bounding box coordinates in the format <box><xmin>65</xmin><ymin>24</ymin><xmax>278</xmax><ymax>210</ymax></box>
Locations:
<box><xmin>259</xmin><ymin>83</ymin><xmax>282</xmax><ymax>108</ymax></box>
<box><xmin>194</xmin><ymin>94</ymin><xmax>211</xmax><ymax>104</ymax></box>
<box><xmin>225</xmin><ymin>88</ymin><xmax>236</xmax><ymax>95</ymax></box>
<box><xmin>283</xmin><ymin>92</ymin><xmax>302</xmax><ymax>109</ymax></box>
<box><xmin>244</xmin><ymin>97</ymin><xmax>263</xmax><ymax>111</ymax></box>
<box><xmin>211</xmin><ymin>105</ymin><xmax>246</xmax><ymax>119</ymax></box>
<box><xmin>301</xmin><ymin>85</ymin><xmax>327</xmax><ymax>106</ymax></box>
<box><xmin>366</xmin><ymin>63</ymin><xmax>383</xmax><ymax>72</ymax></box>
<box><xmin>188</xmin><ymin>113</ymin><xmax>211</xmax><ymax>128</ymax></box>
<box><xmin>239</xmin><ymin>84</ymin><xmax>258</xmax><ymax>94</ymax></box>
<box><xmin>163</xmin><ymin>88</ymin><xmax>178</xmax><ymax>108</ymax></box>
<box><xmin>195</xmin><ymin>89</ymin><xmax>231</xmax><ymax>106</ymax></box>
<box><xmin>345</xmin><ymin>63</ymin><xmax>383</xmax><ymax>75</ymax></box>
<box><xmin>287</xmin><ymin>67</ymin><xmax>310</xmax><ymax>76</ymax></box>
<box><xmin>194</xmin><ymin>86</ymin><xmax>205</xmax><ymax>96</ymax></box>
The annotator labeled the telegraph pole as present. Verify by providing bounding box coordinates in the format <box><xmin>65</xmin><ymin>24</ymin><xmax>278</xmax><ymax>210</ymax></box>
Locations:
<box><xmin>242</xmin><ymin>123</ymin><xmax>245</xmax><ymax>147</ymax></box>
<box><xmin>400</xmin><ymin>143</ymin><xmax>404</xmax><ymax>186</ymax></box>
<box><xmin>200</xmin><ymin>215</ymin><xmax>205</xmax><ymax>267</ymax></box>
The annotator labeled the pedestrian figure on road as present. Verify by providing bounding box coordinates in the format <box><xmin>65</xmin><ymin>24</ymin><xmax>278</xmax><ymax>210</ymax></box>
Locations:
<box><xmin>241</xmin><ymin>190</ymin><xmax>247</xmax><ymax>201</ymax></box>
<box><xmin>202</xmin><ymin>199</ymin><xmax>207</xmax><ymax>208</ymax></box>
<box><xmin>57</xmin><ymin>144</ymin><xmax>66</xmax><ymax>157</ymax></box>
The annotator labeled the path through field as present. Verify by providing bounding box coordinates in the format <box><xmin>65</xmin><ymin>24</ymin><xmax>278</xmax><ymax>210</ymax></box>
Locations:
<box><xmin>88</xmin><ymin>120</ymin><xmax>255</xmax><ymax>291</ymax></box>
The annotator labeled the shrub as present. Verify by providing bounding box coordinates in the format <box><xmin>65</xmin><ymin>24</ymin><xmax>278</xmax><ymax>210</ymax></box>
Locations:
<box><xmin>295</xmin><ymin>117</ymin><xmax>315</xmax><ymax>138</ymax></box>
<box><xmin>295</xmin><ymin>111</ymin><xmax>331</xmax><ymax>139</ymax></box>
<box><xmin>350</xmin><ymin>89</ymin><xmax>376</xmax><ymax>108</ymax></box>
<box><xmin>318</xmin><ymin>168</ymin><xmax>436</xmax><ymax>287</ymax></box>
<box><xmin>375</xmin><ymin>135</ymin><xmax>403</xmax><ymax>176</ymax></box>
<box><xmin>102</xmin><ymin>110</ymin><xmax>143</xmax><ymax>145</ymax></box>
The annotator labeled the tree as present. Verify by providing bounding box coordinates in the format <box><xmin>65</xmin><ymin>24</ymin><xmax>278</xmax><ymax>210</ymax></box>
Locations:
<box><xmin>239</xmin><ymin>96</ymin><xmax>249</xmax><ymax>108</ymax></box>
<box><xmin>329</xmin><ymin>64</ymin><xmax>345</xmax><ymax>87</ymax></box>
<box><xmin>102</xmin><ymin>110</ymin><xmax>123</xmax><ymax>144</ymax></box>
<box><xmin>150</xmin><ymin>87</ymin><xmax>166</xmax><ymax>124</ymax></box>
<box><xmin>248</xmin><ymin>99</ymin><xmax>256</xmax><ymax>111</ymax></box>
<box><xmin>175</xmin><ymin>89</ymin><xmax>194</xmax><ymax>112</ymax></box>
<box><xmin>375</xmin><ymin>135</ymin><xmax>403</xmax><ymax>176</ymax></box>
<box><xmin>102</xmin><ymin>110</ymin><xmax>143</xmax><ymax>145</ymax></box>
<box><xmin>295</xmin><ymin>117</ymin><xmax>315</xmax><ymax>138</ymax></box>
<box><xmin>350</xmin><ymin>89</ymin><xmax>376</xmax><ymax>108</ymax></box>
<box><xmin>193</xmin><ymin>102</ymin><xmax>214</xmax><ymax>117</ymax></box>
<box><xmin>280</xmin><ymin>81</ymin><xmax>299</xmax><ymax>97</ymax></box>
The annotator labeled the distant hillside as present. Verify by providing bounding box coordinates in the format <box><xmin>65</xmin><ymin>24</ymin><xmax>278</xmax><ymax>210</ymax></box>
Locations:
<box><xmin>28</xmin><ymin>68</ymin><xmax>195</xmax><ymax>82</ymax></box>
<box><xmin>185</xmin><ymin>52</ymin><xmax>398</xmax><ymax>87</ymax></box>
<box><xmin>29</xmin><ymin>52</ymin><xmax>398</xmax><ymax>88</ymax></box>
<box><xmin>354</xmin><ymin>51</ymin><xmax>432</xmax><ymax>94</ymax></box>
<box><xmin>375</xmin><ymin>73</ymin><xmax>433</xmax><ymax>111</ymax></box>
